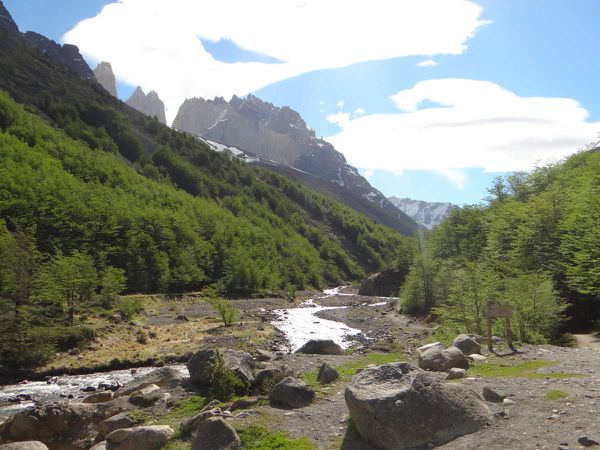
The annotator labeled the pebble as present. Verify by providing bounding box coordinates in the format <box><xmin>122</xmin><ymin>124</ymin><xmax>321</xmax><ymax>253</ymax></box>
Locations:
<box><xmin>578</xmin><ymin>436</ymin><xmax>600</xmax><ymax>447</ymax></box>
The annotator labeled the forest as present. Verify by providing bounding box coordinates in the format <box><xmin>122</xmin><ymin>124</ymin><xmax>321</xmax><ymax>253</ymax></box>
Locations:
<box><xmin>399</xmin><ymin>147</ymin><xmax>600</xmax><ymax>343</ymax></box>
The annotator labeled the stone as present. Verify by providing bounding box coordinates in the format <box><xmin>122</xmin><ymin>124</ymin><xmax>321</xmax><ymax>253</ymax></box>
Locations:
<box><xmin>417</xmin><ymin>342</ymin><xmax>445</xmax><ymax>355</ymax></box>
<box><xmin>83</xmin><ymin>391</ymin><xmax>113</xmax><ymax>403</ymax></box>
<box><xmin>89</xmin><ymin>442</ymin><xmax>107</xmax><ymax>450</ymax></box>
<box><xmin>229</xmin><ymin>396</ymin><xmax>261</xmax><ymax>411</ymax></box>
<box><xmin>578</xmin><ymin>436</ymin><xmax>600</xmax><ymax>447</ymax></box>
<box><xmin>126</xmin><ymin>87</ymin><xmax>167</xmax><ymax>125</ymax></box>
<box><xmin>181</xmin><ymin>409</ymin><xmax>224</xmax><ymax>436</ymax></box>
<box><xmin>295</xmin><ymin>339</ymin><xmax>343</xmax><ymax>355</ymax></box>
<box><xmin>345</xmin><ymin>363</ymin><xmax>491</xmax><ymax>450</ymax></box>
<box><xmin>68</xmin><ymin>347</ymin><xmax>81</xmax><ymax>356</ymax></box>
<box><xmin>128</xmin><ymin>384</ymin><xmax>163</xmax><ymax>406</ymax></box>
<box><xmin>446</xmin><ymin>368</ymin><xmax>467</xmax><ymax>380</ymax></box>
<box><xmin>187</xmin><ymin>348</ymin><xmax>254</xmax><ymax>387</ymax></box>
<box><xmin>105</xmin><ymin>425</ymin><xmax>174</xmax><ymax>450</ymax></box>
<box><xmin>190</xmin><ymin>418</ymin><xmax>241</xmax><ymax>450</ymax></box>
<box><xmin>452</xmin><ymin>334</ymin><xmax>481</xmax><ymax>356</ymax></box>
<box><xmin>0</xmin><ymin>443</ymin><xmax>49</xmax><ymax>450</ymax></box>
<box><xmin>252</xmin><ymin>368</ymin><xmax>286</xmax><ymax>394</ymax></box>
<box><xmin>97</xmin><ymin>412</ymin><xmax>135</xmax><ymax>437</ymax></box>
<box><xmin>254</xmin><ymin>349</ymin><xmax>274</xmax><ymax>362</ymax></box>
<box><xmin>466</xmin><ymin>353</ymin><xmax>487</xmax><ymax>362</ymax></box>
<box><xmin>418</xmin><ymin>346</ymin><xmax>469</xmax><ymax>372</ymax></box>
<box><xmin>482</xmin><ymin>386</ymin><xmax>506</xmax><ymax>403</ymax></box>
<box><xmin>0</xmin><ymin>402</ymin><xmax>103</xmax><ymax>446</ymax></box>
<box><xmin>269</xmin><ymin>377</ymin><xmax>315</xmax><ymax>409</ymax></box>
<box><xmin>317</xmin><ymin>363</ymin><xmax>339</xmax><ymax>384</ymax></box>
<box><xmin>358</xmin><ymin>269</ymin><xmax>405</xmax><ymax>297</ymax></box>
<box><xmin>117</xmin><ymin>367</ymin><xmax>183</xmax><ymax>396</ymax></box>
<box><xmin>93</xmin><ymin>62</ymin><xmax>117</xmax><ymax>97</ymax></box>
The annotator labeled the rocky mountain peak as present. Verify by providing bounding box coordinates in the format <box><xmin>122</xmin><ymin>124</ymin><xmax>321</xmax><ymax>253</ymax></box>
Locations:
<box><xmin>389</xmin><ymin>197</ymin><xmax>455</xmax><ymax>229</ymax></box>
<box><xmin>126</xmin><ymin>86</ymin><xmax>167</xmax><ymax>125</ymax></box>
<box><xmin>93</xmin><ymin>61</ymin><xmax>117</xmax><ymax>97</ymax></box>
<box><xmin>0</xmin><ymin>0</ymin><xmax>18</xmax><ymax>33</ymax></box>
<box><xmin>173</xmin><ymin>95</ymin><xmax>418</xmax><ymax>235</ymax></box>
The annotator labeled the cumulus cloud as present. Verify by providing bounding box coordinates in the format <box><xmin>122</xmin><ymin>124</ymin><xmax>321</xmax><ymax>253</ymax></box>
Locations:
<box><xmin>326</xmin><ymin>79</ymin><xmax>599</xmax><ymax>175</ymax></box>
<box><xmin>63</xmin><ymin>0</ymin><xmax>488</xmax><ymax>123</ymax></box>
<box><xmin>353</xmin><ymin>108</ymin><xmax>366</xmax><ymax>117</ymax></box>
<box><xmin>416</xmin><ymin>59</ymin><xmax>438</xmax><ymax>67</ymax></box>
<box><xmin>363</xmin><ymin>169</ymin><xmax>375</xmax><ymax>180</ymax></box>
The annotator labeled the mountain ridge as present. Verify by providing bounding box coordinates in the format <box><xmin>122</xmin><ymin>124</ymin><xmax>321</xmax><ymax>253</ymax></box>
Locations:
<box><xmin>389</xmin><ymin>197</ymin><xmax>455</xmax><ymax>229</ymax></box>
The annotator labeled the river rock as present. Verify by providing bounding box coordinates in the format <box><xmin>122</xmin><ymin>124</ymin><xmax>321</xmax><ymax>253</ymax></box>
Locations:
<box><xmin>482</xmin><ymin>386</ymin><xmax>506</xmax><ymax>403</ymax></box>
<box><xmin>269</xmin><ymin>377</ymin><xmax>315</xmax><ymax>409</ymax></box>
<box><xmin>345</xmin><ymin>363</ymin><xmax>491</xmax><ymax>449</ymax></box>
<box><xmin>105</xmin><ymin>426</ymin><xmax>174</xmax><ymax>450</ymax></box>
<box><xmin>117</xmin><ymin>367</ymin><xmax>183</xmax><ymax>396</ymax></box>
<box><xmin>446</xmin><ymin>368</ymin><xmax>467</xmax><ymax>380</ymax></box>
<box><xmin>453</xmin><ymin>334</ymin><xmax>481</xmax><ymax>356</ymax></box>
<box><xmin>0</xmin><ymin>442</ymin><xmax>49</xmax><ymax>450</ymax></box>
<box><xmin>295</xmin><ymin>339</ymin><xmax>343</xmax><ymax>355</ymax></box>
<box><xmin>83</xmin><ymin>391</ymin><xmax>113</xmax><ymax>404</ymax></box>
<box><xmin>252</xmin><ymin>368</ymin><xmax>286</xmax><ymax>394</ymax></box>
<box><xmin>0</xmin><ymin>402</ymin><xmax>104</xmax><ymax>448</ymax></box>
<box><xmin>89</xmin><ymin>442</ymin><xmax>107</xmax><ymax>450</ymax></box>
<box><xmin>97</xmin><ymin>412</ymin><xmax>135</xmax><ymax>437</ymax></box>
<box><xmin>187</xmin><ymin>348</ymin><xmax>254</xmax><ymax>387</ymax></box>
<box><xmin>317</xmin><ymin>363</ymin><xmax>339</xmax><ymax>384</ymax></box>
<box><xmin>128</xmin><ymin>384</ymin><xmax>163</xmax><ymax>407</ymax></box>
<box><xmin>181</xmin><ymin>409</ymin><xmax>223</xmax><ymax>436</ymax></box>
<box><xmin>417</xmin><ymin>342</ymin><xmax>445</xmax><ymax>355</ymax></box>
<box><xmin>418</xmin><ymin>346</ymin><xmax>469</xmax><ymax>372</ymax></box>
<box><xmin>190</xmin><ymin>418</ymin><xmax>241</xmax><ymax>450</ymax></box>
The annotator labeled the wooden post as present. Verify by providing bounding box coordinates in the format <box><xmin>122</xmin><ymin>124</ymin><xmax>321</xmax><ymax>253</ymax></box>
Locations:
<box><xmin>505</xmin><ymin>317</ymin><xmax>516</xmax><ymax>352</ymax></box>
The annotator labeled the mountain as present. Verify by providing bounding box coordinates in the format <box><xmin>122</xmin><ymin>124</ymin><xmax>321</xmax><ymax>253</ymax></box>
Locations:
<box><xmin>93</xmin><ymin>61</ymin><xmax>117</xmax><ymax>97</ymax></box>
<box><xmin>389</xmin><ymin>197</ymin><xmax>455</xmax><ymax>229</ymax></box>
<box><xmin>173</xmin><ymin>95</ymin><xmax>418</xmax><ymax>235</ymax></box>
<box><xmin>126</xmin><ymin>86</ymin><xmax>167</xmax><ymax>125</ymax></box>
<box><xmin>0</xmin><ymin>0</ymin><xmax>413</xmax><ymax>297</ymax></box>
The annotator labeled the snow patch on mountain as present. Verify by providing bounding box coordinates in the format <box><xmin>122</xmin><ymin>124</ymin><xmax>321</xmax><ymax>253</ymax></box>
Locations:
<box><xmin>389</xmin><ymin>197</ymin><xmax>455</xmax><ymax>229</ymax></box>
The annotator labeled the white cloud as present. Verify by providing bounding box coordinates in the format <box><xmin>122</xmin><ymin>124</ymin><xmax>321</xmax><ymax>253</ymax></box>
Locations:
<box><xmin>336</xmin><ymin>100</ymin><xmax>345</xmax><ymax>110</ymax></box>
<box><xmin>325</xmin><ymin>79</ymin><xmax>600</xmax><ymax>176</ymax></box>
<box><xmin>416</xmin><ymin>59</ymin><xmax>438</xmax><ymax>67</ymax></box>
<box><xmin>363</xmin><ymin>169</ymin><xmax>375</xmax><ymax>180</ymax></box>
<box><xmin>353</xmin><ymin>108</ymin><xmax>365</xmax><ymax>117</ymax></box>
<box><xmin>63</xmin><ymin>0</ymin><xmax>488</xmax><ymax>124</ymax></box>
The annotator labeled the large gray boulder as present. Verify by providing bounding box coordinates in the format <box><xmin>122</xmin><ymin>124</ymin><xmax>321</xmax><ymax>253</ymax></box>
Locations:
<box><xmin>252</xmin><ymin>368</ymin><xmax>287</xmax><ymax>394</ymax></box>
<box><xmin>0</xmin><ymin>442</ymin><xmax>49</xmax><ymax>450</ymax></box>
<box><xmin>453</xmin><ymin>334</ymin><xmax>482</xmax><ymax>356</ymax></box>
<box><xmin>190</xmin><ymin>418</ymin><xmax>241</xmax><ymax>450</ymax></box>
<box><xmin>0</xmin><ymin>402</ymin><xmax>103</xmax><ymax>448</ymax></box>
<box><xmin>269</xmin><ymin>377</ymin><xmax>315</xmax><ymax>409</ymax></box>
<box><xmin>117</xmin><ymin>367</ymin><xmax>183</xmax><ymax>396</ymax></box>
<box><xmin>97</xmin><ymin>412</ymin><xmax>135</xmax><ymax>437</ymax></box>
<box><xmin>345</xmin><ymin>363</ymin><xmax>491</xmax><ymax>449</ymax></box>
<box><xmin>317</xmin><ymin>363</ymin><xmax>339</xmax><ymax>384</ymax></box>
<box><xmin>187</xmin><ymin>349</ymin><xmax>254</xmax><ymax>387</ymax></box>
<box><xmin>105</xmin><ymin>426</ymin><xmax>174</xmax><ymax>450</ymax></box>
<box><xmin>295</xmin><ymin>339</ymin><xmax>343</xmax><ymax>355</ymax></box>
<box><xmin>418</xmin><ymin>346</ymin><xmax>469</xmax><ymax>372</ymax></box>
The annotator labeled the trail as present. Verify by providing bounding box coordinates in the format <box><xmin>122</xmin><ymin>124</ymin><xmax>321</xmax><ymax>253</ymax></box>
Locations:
<box><xmin>573</xmin><ymin>333</ymin><xmax>600</xmax><ymax>349</ymax></box>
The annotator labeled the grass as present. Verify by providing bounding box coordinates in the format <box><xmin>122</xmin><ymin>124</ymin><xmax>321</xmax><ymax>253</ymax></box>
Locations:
<box><xmin>237</xmin><ymin>425</ymin><xmax>316</xmax><ymax>450</ymax></box>
<box><xmin>468</xmin><ymin>359</ymin><xmax>584</xmax><ymax>379</ymax></box>
<box><xmin>544</xmin><ymin>389</ymin><xmax>570</xmax><ymax>401</ymax></box>
<box><xmin>301</xmin><ymin>352</ymin><xmax>405</xmax><ymax>390</ymax></box>
<box><xmin>156</xmin><ymin>395</ymin><xmax>207</xmax><ymax>427</ymax></box>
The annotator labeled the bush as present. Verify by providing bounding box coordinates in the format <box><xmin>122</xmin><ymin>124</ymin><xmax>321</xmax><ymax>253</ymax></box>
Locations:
<box><xmin>207</xmin><ymin>297</ymin><xmax>237</xmax><ymax>326</ymax></box>
<box><xmin>117</xmin><ymin>297</ymin><xmax>143</xmax><ymax>321</ymax></box>
<box><xmin>209</xmin><ymin>350</ymin><xmax>247</xmax><ymax>401</ymax></box>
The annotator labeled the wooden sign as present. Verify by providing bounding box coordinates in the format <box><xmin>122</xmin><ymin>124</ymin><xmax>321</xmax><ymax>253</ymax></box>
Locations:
<box><xmin>486</xmin><ymin>302</ymin><xmax>513</xmax><ymax>319</ymax></box>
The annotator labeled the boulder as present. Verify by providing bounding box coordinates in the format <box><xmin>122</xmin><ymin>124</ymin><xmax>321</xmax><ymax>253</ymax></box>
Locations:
<box><xmin>358</xmin><ymin>269</ymin><xmax>404</xmax><ymax>297</ymax></box>
<box><xmin>97</xmin><ymin>412</ymin><xmax>135</xmax><ymax>437</ymax></box>
<box><xmin>0</xmin><ymin>402</ymin><xmax>103</xmax><ymax>447</ymax></box>
<box><xmin>317</xmin><ymin>363</ymin><xmax>339</xmax><ymax>384</ymax></box>
<box><xmin>187</xmin><ymin>349</ymin><xmax>254</xmax><ymax>387</ymax></box>
<box><xmin>295</xmin><ymin>339</ymin><xmax>343</xmax><ymax>355</ymax></box>
<box><xmin>252</xmin><ymin>368</ymin><xmax>286</xmax><ymax>394</ymax></box>
<box><xmin>190</xmin><ymin>418</ymin><xmax>241</xmax><ymax>450</ymax></box>
<box><xmin>467</xmin><ymin>353</ymin><xmax>487</xmax><ymax>362</ymax></box>
<box><xmin>418</xmin><ymin>346</ymin><xmax>469</xmax><ymax>372</ymax></box>
<box><xmin>446</xmin><ymin>368</ymin><xmax>466</xmax><ymax>380</ymax></box>
<box><xmin>254</xmin><ymin>349</ymin><xmax>274</xmax><ymax>362</ymax></box>
<box><xmin>452</xmin><ymin>334</ymin><xmax>481</xmax><ymax>356</ymax></box>
<box><xmin>269</xmin><ymin>377</ymin><xmax>315</xmax><ymax>409</ymax></box>
<box><xmin>105</xmin><ymin>426</ymin><xmax>174</xmax><ymax>450</ymax></box>
<box><xmin>128</xmin><ymin>384</ymin><xmax>163</xmax><ymax>407</ymax></box>
<box><xmin>0</xmin><ymin>442</ymin><xmax>49</xmax><ymax>450</ymax></box>
<box><xmin>117</xmin><ymin>367</ymin><xmax>183</xmax><ymax>396</ymax></box>
<box><xmin>416</xmin><ymin>342</ymin><xmax>445</xmax><ymax>356</ymax></box>
<box><xmin>89</xmin><ymin>442</ymin><xmax>107</xmax><ymax>450</ymax></box>
<box><xmin>345</xmin><ymin>363</ymin><xmax>491</xmax><ymax>449</ymax></box>
<box><xmin>229</xmin><ymin>396</ymin><xmax>261</xmax><ymax>411</ymax></box>
<box><xmin>482</xmin><ymin>386</ymin><xmax>506</xmax><ymax>403</ymax></box>
<box><xmin>83</xmin><ymin>391</ymin><xmax>113</xmax><ymax>404</ymax></box>
<box><xmin>181</xmin><ymin>409</ymin><xmax>224</xmax><ymax>436</ymax></box>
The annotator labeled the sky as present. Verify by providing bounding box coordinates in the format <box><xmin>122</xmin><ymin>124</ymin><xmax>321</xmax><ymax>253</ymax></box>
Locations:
<box><xmin>5</xmin><ymin>0</ymin><xmax>600</xmax><ymax>205</ymax></box>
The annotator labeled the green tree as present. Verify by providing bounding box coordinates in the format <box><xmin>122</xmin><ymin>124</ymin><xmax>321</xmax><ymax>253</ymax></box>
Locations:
<box><xmin>100</xmin><ymin>266</ymin><xmax>126</xmax><ymax>308</ymax></box>
<box><xmin>207</xmin><ymin>297</ymin><xmax>237</xmax><ymax>326</ymax></box>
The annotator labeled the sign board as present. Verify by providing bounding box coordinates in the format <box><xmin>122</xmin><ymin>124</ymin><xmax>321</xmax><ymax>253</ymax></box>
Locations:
<box><xmin>486</xmin><ymin>302</ymin><xmax>513</xmax><ymax>319</ymax></box>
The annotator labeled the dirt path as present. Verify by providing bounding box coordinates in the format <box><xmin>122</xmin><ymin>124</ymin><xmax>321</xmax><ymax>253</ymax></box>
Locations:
<box><xmin>573</xmin><ymin>333</ymin><xmax>600</xmax><ymax>350</ymax></box>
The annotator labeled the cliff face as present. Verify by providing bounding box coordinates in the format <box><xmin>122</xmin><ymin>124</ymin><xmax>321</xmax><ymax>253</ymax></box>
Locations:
<box><xmin>93</xmin><ymin>61</ymin><xmax>117</xmax><ymax>97</ymax></box>
<box><xmin>126</xmin><ymin>86</ymin><xmax>167</xmax><ymax>125</ymax></box>
<box><xmin>173</xmin><ymin>94</ymin><xmax>418</xmax><ymax>235</ymax></box>
<box><xmin>389</xmin><ymin>197</ymin><xmax>455</xmax><ymax>229</ymax></box>
<box><xmin>0</xmin><ymin>0</ymin><xmax>18</xmax><ymax>33</ymax></box>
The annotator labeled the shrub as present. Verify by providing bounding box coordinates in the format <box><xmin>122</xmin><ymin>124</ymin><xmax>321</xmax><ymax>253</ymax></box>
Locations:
<box><xmin>117</xmin><ymin>297</ymin><xmax>143</xmax><ymax>321</ymax></box>
<box><xmin>206</xmin><ymin>297</ymin><xmax>237</xmax><ymax>326</ymax></box>
<box><xmin>209</xmin><ymin>350</ymin><xmax>247</xmax><ymax>401</ymax></box>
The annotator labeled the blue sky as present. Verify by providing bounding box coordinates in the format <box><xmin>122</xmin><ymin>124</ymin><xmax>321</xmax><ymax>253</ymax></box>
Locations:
<box><xmin>5</xmin><ymin>0</ymin><xmax>600</xmax><ymax>205</ymax></box>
